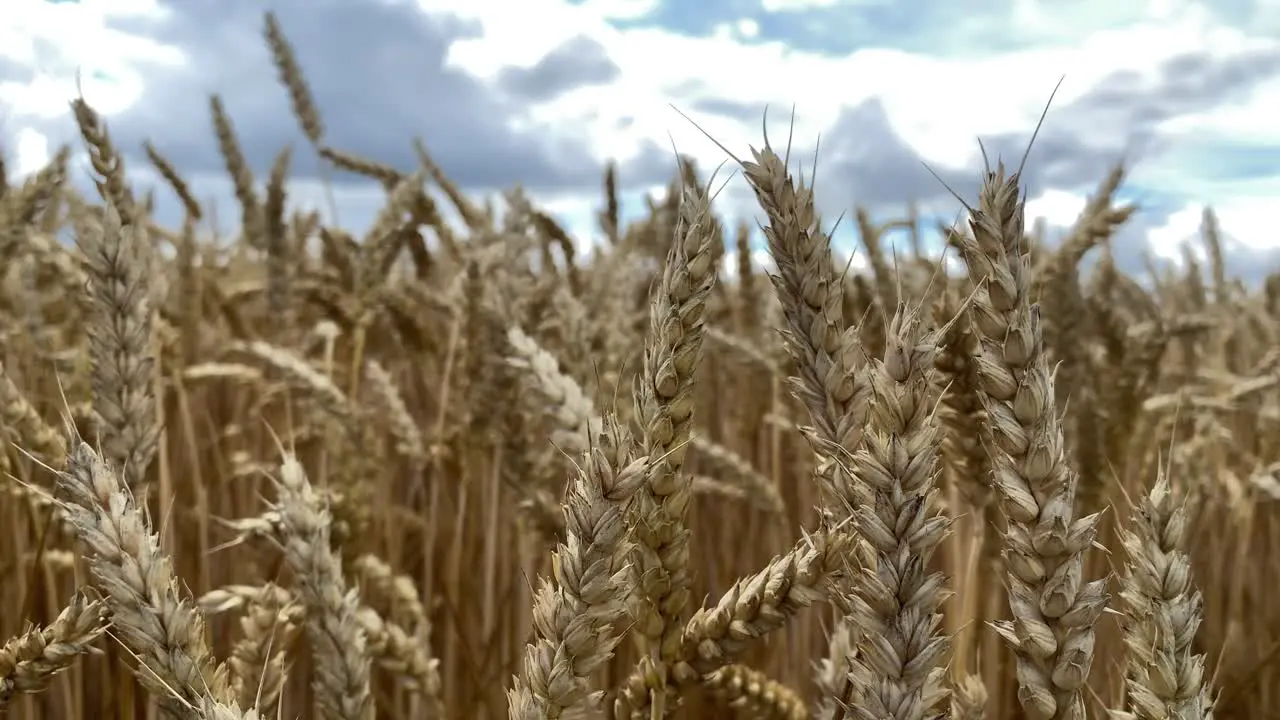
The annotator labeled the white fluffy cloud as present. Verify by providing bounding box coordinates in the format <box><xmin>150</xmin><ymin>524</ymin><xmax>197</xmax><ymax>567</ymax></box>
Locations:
<box><xmin>1</xmin><ymin>0</ymin><xmax>1279</xmax><ymax>280</ymax></box>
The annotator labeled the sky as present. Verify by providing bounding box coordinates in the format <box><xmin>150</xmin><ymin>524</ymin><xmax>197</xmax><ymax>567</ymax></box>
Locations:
<box><xmin>2</xmin><ymin>0</ymin><xmax>1280</xmax><ymax>282</ymax></box>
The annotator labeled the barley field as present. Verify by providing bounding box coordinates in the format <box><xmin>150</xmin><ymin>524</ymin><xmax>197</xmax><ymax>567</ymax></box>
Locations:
<box><xmin>0</xmin><ymin>10</ymin><xmax>1277</xmax><ymax>720</ymax></box>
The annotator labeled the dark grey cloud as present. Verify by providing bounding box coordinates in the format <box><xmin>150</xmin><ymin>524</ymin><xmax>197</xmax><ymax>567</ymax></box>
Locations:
<box><xmin>685</xmin><ymin>95</ymin><xmax>768</xmax><ymax>122</ymax></box>
<box><xmin>497</xmin><ymin>34</ymin><xmax>619</xmax><ymax>102</ymax></box>
<box><xmin>5</xmin><ymin>0</ymin><xmax>670</xmax><ymax>201</ymax></box>
<box><xmin>813</xmin><ymin>96</ymin><xmax>947</xmax><ymax>208</ymax></box>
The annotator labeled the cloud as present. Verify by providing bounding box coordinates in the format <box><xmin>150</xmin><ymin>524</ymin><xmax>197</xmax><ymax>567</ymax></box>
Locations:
<box><xmin>497</xmin><ymin>34</ymin><xmax>620</xmax><ymax>102</ymax></box>
<box><xmin>1</xmin><ymin>0</ymin><xmax>1278</xmax><ymax>282</ymax></box>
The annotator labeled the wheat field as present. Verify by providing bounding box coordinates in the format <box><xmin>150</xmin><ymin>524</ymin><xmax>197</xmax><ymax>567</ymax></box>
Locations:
<box><xmin>0</xmin><ymin>10</ymin><xmax>1276</xmax><ymax>720</ymax></box>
